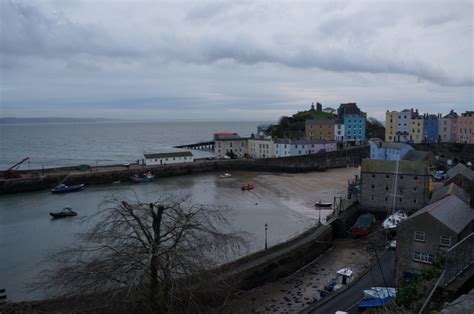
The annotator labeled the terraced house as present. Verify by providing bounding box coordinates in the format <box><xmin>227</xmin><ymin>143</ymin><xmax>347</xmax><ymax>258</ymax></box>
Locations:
<box><xmin>457</xmin><ymin>111</ymin><xmax>474</xmax><ymax>144</ymax></box>
<box><xmin>305</xmin><ymin>119</ymin><xmax>335</xmax><ymax>140</ymax></box>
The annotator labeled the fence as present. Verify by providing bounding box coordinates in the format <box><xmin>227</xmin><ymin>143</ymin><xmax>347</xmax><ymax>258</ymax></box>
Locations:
<box><xmin>443</xmin><ymin>232</ymin><xmax>474</xmax><ymax>286</ymax></box>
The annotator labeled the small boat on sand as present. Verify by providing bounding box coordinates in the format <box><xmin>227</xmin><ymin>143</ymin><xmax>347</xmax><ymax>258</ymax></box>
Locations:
<box><xmin>241</xmin><ymin>183</ymin><xmax>255</xmax><ymax>191</ymax></box>
<box><xmin>51</xmin><ymin>184</ymin><xmax>85</xmax><ymax>194</ymax></box>
<box><xmin>350</xmin><ymin>213</ymin><xmax>375</xmax><ymax>237</ymax></box>
<box><xmin>220</xmin><ymin>173</ymin><xmax>232</xmax><ymax>179</ymax></box>
<box><xmin>315</xmin><ymin>201</ymin><xmax>332</xmax><ymax>208</ymax></box>
<box><xmin>363</xmin><ymin>287</ymin><xmax>397</xmax><ymax>299</ymax></box>
<box><xmin>50</xmin><ymin>206</ymin><xmax>77</xmax><ymax>218</ymax></box>
<box><xmin>130</xmin><ymin>172</ymin><xmax>155</xmax><ymax>183</ymax></box>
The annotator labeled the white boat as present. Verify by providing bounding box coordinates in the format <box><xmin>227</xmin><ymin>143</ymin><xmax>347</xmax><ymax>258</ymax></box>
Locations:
<box><xmin>220</xmin><ymin>173</ymin><xmax>232</xmax><ymax>179</ymax></box>
<box><xmin>363</xmin><ymin>287</ymin><xmax>397</xmax><ymax>299</ymax></box>
<box><xmin>382</xmin><ymin>210</ymin><xmax>408</xmax><ymax>230</ymax></box>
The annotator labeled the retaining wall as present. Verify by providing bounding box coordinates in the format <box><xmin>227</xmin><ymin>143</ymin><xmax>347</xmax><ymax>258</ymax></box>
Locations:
<box><xmin>0</xmin><ymin>146</ymin><xmax>369</xmax><ymax>194</ymax></box>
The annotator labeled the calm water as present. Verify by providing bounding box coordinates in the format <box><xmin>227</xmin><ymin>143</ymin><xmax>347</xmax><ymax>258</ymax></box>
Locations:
<box><xmin>0</xmin><ymin>121</ymin><xmax>262</xmax><ymax>169</ymax></box>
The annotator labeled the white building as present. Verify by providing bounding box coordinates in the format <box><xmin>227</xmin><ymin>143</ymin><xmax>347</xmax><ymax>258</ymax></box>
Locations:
<box><xmin>247</xmin><ymin>135</ymin><xmax>274</xmax><ymax>159</ymax></box>
<box><xmin>335</xmin><ymin>122</ymin><xmax>345</xmax><ymax>142</ymax></box>
<box><xmin>144</xmin><ymin>151</ymin><xmax>194</xmax><ymax>165</ymax></box>
<box><xmin>396</xmin><ymin>109</ymin><xmax>412</xmax><ymax>142</ymax></box>
<box><xmin>214</xmin><ymin>132</ymin><xmax>248</xmax><ymax>159</ymax></box>
<box><xmin>274</xmin><ymin>139</ymin><xmax>292</xmax><ymax>157</ymax></box>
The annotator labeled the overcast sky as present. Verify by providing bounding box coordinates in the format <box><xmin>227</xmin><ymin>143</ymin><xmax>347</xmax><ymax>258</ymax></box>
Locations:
<box><xmin>1</xmin><ymin>0</ymin><xmax>472</xmax><ymax>122</ymax></box>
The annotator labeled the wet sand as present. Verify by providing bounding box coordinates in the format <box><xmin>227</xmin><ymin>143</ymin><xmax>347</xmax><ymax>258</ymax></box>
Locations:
<box><xmin>226</xmin><ymin>229</ymin><xmax>385</xmax><ymax>313</ymax></box>
<box><xmin>0</xmin><ymin>167</ymin><xmax>360</xmax><ymax>301</ymax></box>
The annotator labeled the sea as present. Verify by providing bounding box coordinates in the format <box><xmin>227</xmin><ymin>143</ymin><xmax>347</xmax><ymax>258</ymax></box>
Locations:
<box><xmin>0</xmin><ymin>120</ymin><xmax>261</xmax><ymax>170</ymax></box>
<box><xmin>0</xmin><ymin>121</ymin><xmax>350</xmax><ymax>302</ymax></box>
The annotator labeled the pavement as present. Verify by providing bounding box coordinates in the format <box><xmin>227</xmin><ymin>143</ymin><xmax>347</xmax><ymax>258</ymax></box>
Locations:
<box><xmin>302</xmin><ymin>249</ymin><xmax>396</xmax><ymax>314</ymax></box>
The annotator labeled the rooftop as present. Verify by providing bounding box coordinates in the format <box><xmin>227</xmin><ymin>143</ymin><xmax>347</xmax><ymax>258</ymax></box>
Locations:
<box><xmin>144</xmin><ymin>151</ymin><xmax>194</xmax><ymax>159</ymax></box>
<box><xmin>430</xmin><ymin>183</ymin><xmax>470</xmax><ymax>204</ymax></box>
<box><xmin>406</xmin><ymin>194</ymin><xmax>474</xmax><ymax>233</ymax></box>
<box><xmin>447</xmin><ymin>163</ymin><xmax>474</xmax><ymax>181</ymax></box>
<box><xmin>403</xmin><ymin>150</ymin><xmax>435</xmax><ymax>162</ymax></box>
<box><xmin>361</xmin><ymin>159</ymin><xmax>430</xmax><ymax>175</ymax></box>
<box><xmin>305</xmin><ymin>119</ymin><xmax>335</xmax><ymax>125</ymax></box>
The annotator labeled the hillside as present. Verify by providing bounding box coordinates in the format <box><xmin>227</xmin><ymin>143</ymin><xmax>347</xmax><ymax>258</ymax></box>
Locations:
<box><xmin>268</xmin><ymin>110</ymin><xmax>335</xmax><ymax>139</ymax></box>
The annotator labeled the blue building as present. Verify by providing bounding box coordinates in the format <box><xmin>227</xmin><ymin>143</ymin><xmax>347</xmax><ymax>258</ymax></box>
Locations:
<box><xmin>423</xmin><ymin>114</ymin><xmax>439</xmax><ymax>143</ymax></box>
<box><xmin>344</xmin><ymin>114</ymin><xmax>366</xmax><ymax>144</ymax></box>
<box><xmin>369</xmin><ymin>139</ymin><xmax>414</xmax><ymax>160</ymax></box>
<box><xmin>336</xmin><ymin>103</ymin><xmax>367</xmax><ymax>145</ymax></box>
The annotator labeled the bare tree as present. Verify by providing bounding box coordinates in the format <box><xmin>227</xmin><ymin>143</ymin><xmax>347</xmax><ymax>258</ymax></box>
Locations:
<box><xmin>32</xmin><ymin>193</ymin><xmax>248</xmax><ymax>313</ymax></box>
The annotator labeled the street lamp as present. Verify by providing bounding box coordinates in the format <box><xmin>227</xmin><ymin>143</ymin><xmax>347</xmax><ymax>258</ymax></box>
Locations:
<box><xmin>264</xmin><ymin>223</ymin><xmax>268</xmax><ymax>250</ymax></box>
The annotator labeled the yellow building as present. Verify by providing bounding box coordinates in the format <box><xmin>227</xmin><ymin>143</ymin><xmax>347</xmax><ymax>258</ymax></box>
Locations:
<box><xmin>410</xmin><ymin>117</ymin><xmax>424</xmax><ymax>143</ymax></box>
<box><xmin>248</xmin><ymin>137</ymin><xmax>274</xmax><ymax>159</ymax></box>
<box><xmin>385</xmin><ymin>111</ymin><xmax>398</xmax><ymax>142</ymax></box>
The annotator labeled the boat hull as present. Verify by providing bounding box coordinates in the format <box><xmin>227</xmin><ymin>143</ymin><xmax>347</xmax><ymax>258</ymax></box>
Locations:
<box><xmin>51</xmin><ymin>184</ymin><xmax>85</xmax><ymax>193</ymax></box>
<box><xmin>50</xmin><ymin>212</ymin><xmax>78</xmax><ymax>218</ymax></box>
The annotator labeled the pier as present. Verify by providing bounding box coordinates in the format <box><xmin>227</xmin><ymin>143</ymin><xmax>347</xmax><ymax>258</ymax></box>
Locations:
<box><xmin>174</xmin><ymin>141</ymin><xmax>215</xmax><ymax>151</ymax></box>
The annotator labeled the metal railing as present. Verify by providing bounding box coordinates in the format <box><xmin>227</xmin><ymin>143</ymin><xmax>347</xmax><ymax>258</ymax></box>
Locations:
<box><xmin>443</xmin><ymin>232</ymin><xmax>474</xmax><ymax>286</ymax></box>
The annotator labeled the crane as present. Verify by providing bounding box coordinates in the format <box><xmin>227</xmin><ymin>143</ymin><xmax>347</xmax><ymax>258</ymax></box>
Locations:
<box><xmin>3</xmin><ymin>157</ymin><xmax>30</xmax><ymax>179</ymax></box>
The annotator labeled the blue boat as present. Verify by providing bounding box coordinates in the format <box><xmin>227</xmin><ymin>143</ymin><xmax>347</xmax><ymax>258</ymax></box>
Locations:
<box><xmin>358</xmin><ymin>295</ymin><xmax>394</xmax><ymax>309</ymax></box>
<box><xmin>51</xmin><ymin>183</ymin><xmax>85</xmax><ymax>194</ymax></box>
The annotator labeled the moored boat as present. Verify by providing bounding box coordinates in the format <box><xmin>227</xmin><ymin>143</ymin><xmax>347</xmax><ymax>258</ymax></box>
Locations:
<box><xmin>220</xmin><ymin>173</ymin><xmax>232</xmax><ymax>179</ymax></box>
<box><xmin>315</xmin><ymin>201</ymin><xmax>332</xmax><ymax>208</ymax></box>
<box><xmin>51</xmin><ymin>183</ymin><xmax>85</xmax><ymax>194</ymax></box>
<box><xmin>130</xmin><ymin>172</ymin><xmax>155</xmax><ymax>183</ymax></box>
<box><xmin>50</xmin><ymin>206</ymin><xmax>78</xmax><ymax>218</ymax></box>
<box><xmin>241</xmin><ymin>183</ymin><xmax>255</xmax><ymax>191</ymax></box>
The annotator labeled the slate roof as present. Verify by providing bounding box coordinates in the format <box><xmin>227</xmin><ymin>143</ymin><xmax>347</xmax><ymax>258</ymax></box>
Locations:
<box><xmin>406</xmin><ymin>194</ymin><xmax>474</xmax><ymax>234</ymax></box>
<box><xmin>403</xmin><ymin>150</ymin><xmax>435</xmax><ymax>162</ymax></box>
<box><xmin>381</xmin><ymin>142</ymin><xmax>412</xmax><ymax>150</ymax></box>
<box><xmin>144</xmin><ymin>151</ymin><xmax>193</xmax><ymax>159</ymax></box>
<box><xmin>447</xmin><ymin>163</ymin><xmax>474</xmax><ymax>181</ymax></box>
<box><xmin>361</xmin><ymin>159</ymin><xmax>430</xmax><ymax>175</ymax></box>
<box><xmin>305</xmin><ymin>119</ymin><xmax>335</xmax><ymax>125</ymax></box>
<box><xmin>430</xmin><ymin>183</ymin><xmax>470</xmax><ymax>204</ymax></box>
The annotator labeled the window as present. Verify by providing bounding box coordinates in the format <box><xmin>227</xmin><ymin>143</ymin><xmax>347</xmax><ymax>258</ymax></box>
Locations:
<box><xmin>386</xmin><ymin>175</ymin><xmax>390</xmax><ymax>179</ymax></box>
<box><xmin>371</xmin><ymin>196</ymin><xmax>374</xmax><ymax>200</ymax></box>
<box><xmin>414</xmin><ymin>176</ymin><xmax>418</xmax><ymax>180</ymax></box>
<box><xmin>372</xmin><ymin>174</ymin><xmax>375</xmax><ymax>178</ymax></box>
<box><xmin>413</xmin><ymin>252</ymin><xmax>434</xmax><ymax>264</ymax></box>
<box><xmin>413</xmin><ymin>199</ymin><xmax>417</xmax><ymax>203</ymax></box>
<box><xmin>414</xmin><ymin>231</ymin><xmax>425</xmax><ymax>242</ymax></box>
<box><xmin>371</xmin><ymin>184</ymin><xmax>375</xmax><ymax>189</ymax></box>
<box><xmin>385</xmin><ymin>197</ymin><xmax>388</xmax><ymax>202</ymax></box>
<box><xmin>413</xmin><ymin>187</ymin><xmax>417</xmax><ymax>191</ymax></box>
<box><xmin>385</xmin><ymin>186</ymin><xmax>389</xmax><ymax>191</ymax></box>
<box><xmin>440</xmin><ymin>236</ymin><xmax>451</xmax><ymax>247</ymax></box>
<box><xmin>400</xmin><ymin>176</ymin><xmax>404</xmax><ymax>180</ymax></box>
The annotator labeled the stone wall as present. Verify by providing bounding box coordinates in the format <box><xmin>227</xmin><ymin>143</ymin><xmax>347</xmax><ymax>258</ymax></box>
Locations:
<box><xmin>0</xmin><ymin>146</ymin><xmax>369</xmax><ymax>194</ymax></box>
<box><xmin>411</xmin><ymin>143</ymin><xmax>474</xmax><ymax>165</ymax></box>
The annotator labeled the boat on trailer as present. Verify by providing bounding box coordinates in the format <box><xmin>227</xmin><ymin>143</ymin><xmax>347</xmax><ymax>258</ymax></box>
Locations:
<box><xmin>382</xmin><ymin>210</ymin><xmax>408</xmax><ymax>230</ymax></box>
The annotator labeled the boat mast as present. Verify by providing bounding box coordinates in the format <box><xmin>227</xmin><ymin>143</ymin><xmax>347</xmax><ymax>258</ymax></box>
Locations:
<box><xmin>390</xmin><ymin>155</ymin><xmax>400</xmax><ymax>217</ymax></box>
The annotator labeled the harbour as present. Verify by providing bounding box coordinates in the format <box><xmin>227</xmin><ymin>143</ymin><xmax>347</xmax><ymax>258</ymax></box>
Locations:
<box><xmin>0</xmin><ymin>168</ymin><xmax>359</xmax><ymax>302</ymax></box>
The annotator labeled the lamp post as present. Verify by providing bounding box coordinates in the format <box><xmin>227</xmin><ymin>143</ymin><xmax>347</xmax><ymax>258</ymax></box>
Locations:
<box><xmin>264</xmin><ymin>223</ymin><xmax>268</xmax><ymax>250</ymax></box>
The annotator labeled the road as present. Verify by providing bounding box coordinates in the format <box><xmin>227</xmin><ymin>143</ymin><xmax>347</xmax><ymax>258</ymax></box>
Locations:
<box><xmin>302</xmin><ymin>249</ymin><xmax>396</xmax><ymax>314</ymax></box>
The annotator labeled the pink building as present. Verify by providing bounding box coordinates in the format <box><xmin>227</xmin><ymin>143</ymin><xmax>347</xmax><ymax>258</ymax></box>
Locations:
<box><xmin>457</xmin><ymin>111</ymin><xmax>474</xmax><ymax>144</ymax></box>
